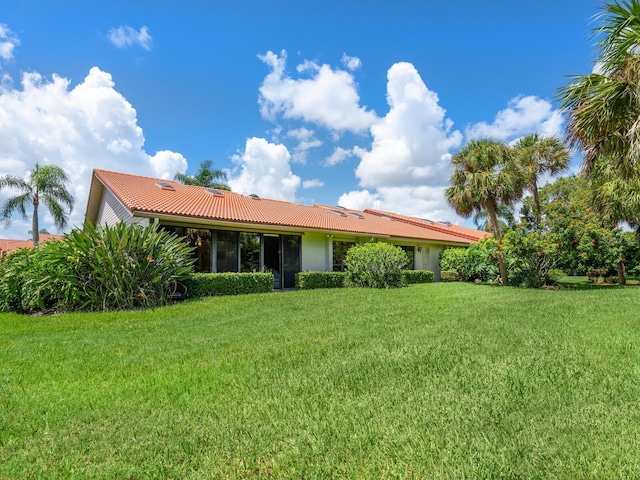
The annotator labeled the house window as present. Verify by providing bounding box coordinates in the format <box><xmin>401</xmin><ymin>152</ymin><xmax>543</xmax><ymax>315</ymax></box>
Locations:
<box><xmin>162</xmin><ymin>226</ymin><xmax>212</xmax><ymax>272</ymax></box>
<box><xmin>240</xmin><ymin>232</ymin><xmax>261</xmax><ymax>273</ymax></box>
<box><xmin>216</xmin><ymin>231</ymin><xmax>239</xmax><ymax>273</ymax></box>
<box><xmin>333</xmin><ymin>241</ymin><xmax>355</xmax><ymax>271</ymax></box>
<box><xmin>399</xmin><ymin>245</ymin><xmax>415</xmax><ymax>270</ymax></box>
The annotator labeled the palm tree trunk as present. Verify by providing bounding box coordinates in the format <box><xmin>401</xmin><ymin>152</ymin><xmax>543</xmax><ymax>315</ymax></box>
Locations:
<box><xmin>532</xmin><ymin>183</ymin><xmax>542</xmax><ymax>228</ymax></box>
<box><xmin>32</xmin><ymin>195</ymin><xmax>39</xmax><ymax>247</ymax></box>
<box><xmin>486</xmin><ymin>201</ymin><xmax>509</xmax><ymax>286</ymax></box>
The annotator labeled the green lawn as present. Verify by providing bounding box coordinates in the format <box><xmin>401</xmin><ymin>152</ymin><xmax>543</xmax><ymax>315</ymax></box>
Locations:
<box><xmin>2</xmin><ymin>283</ymin><xmax>640</xmax><ymax>478</ymax></box>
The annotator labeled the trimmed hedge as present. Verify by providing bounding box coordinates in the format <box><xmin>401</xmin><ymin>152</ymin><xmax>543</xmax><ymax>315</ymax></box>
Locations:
<box><xmin>183</xmin><ymin>272</ymin><xmax>274</xmax><ymax>298</ymax></box>
<box><xmin>295</xmin><ymin>271</ymin><xmax>346</xmax><ymax>290</ymax></box>
<box><xmin>402</xmin><ymin>270</ymin><xmax>434</xmax><ymax>284</ymax></box>
<box><xmin>295</xmin><ymin>270</ymin><xmax>434</xmax><ymax>289</ymax></box>
<box><xmin>440</xmin><ymin>270</ymin><xmax>458</xmax><ymax>282</ymax></box>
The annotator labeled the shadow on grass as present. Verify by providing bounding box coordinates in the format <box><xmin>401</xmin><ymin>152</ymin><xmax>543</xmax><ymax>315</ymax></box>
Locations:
<box><xmin>557</xmin><ymin>276</ymin><xmax>640</xmax><ymax>290</ymax></box>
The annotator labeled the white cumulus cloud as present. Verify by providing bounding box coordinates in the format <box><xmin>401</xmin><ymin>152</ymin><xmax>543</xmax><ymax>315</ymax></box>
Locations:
<box><xmin>228</xmin><ymin>137</ymin><xmax>301</xmax><ymax>201</ymax></box>
<box><xmin>339</xmin><ymin>186</ymin><xmax>458</xmax><ymax>222</ymax></box>
<box><xmin>258</xmin><ymin>49</ymin><xmax>377</xmax><ymax>133</ymax></box>
<box><xmin>287</xmin><ymin>127</ymin><xmax>322</xmax><ymax>163</ymax></box>
<box><xmin>0</xmin><ymin>67</ymin><xmax>187</xmax><ymax>239</ymax></box>
<box><xmin>325</xmin><ymin>146</ymin><xmax>356</xmax><ymax>167</ymax></box>
<box><xmin>0</xmin><ymin>24</ymin><xmax>19</xmax><ymax>62</ymax></box>
<box><xmin>302</xmin><ymin>178</ymin><xmax>324</xmax><ymax>189</ymax></box>
<box><xmin>336</xmin><ymin>62</ymin><xmax>463</xmax><ymax>222</ymax></box>
<box><xmin>354</xmin><ymin>62</ymin><xmax>462</xmax><ymax>189</ymax></box>
<box><xmin>107</xmin><ymin>25</ymin><xmax>152</xmax><ymax>50</ymax></box>
<box><xmin>341</xmin><ymin>53</ymin><xmax>362</xmax><ymax>71</ymax></box>
<box><xmin>465</xmin><ymin>95</ymin><xmax>564</xmax><ymax>141</ymax></box>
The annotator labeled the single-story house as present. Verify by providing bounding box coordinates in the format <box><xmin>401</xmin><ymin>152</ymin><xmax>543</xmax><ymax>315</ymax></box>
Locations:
<box><xmin>0</xmin><ymin>234</ymin><xmax>64</xmax><ymax>259</ymax></box>
<box><xmin>84</xmin><ymin>169</ymin><xmax>486</xmax><ymax>288</ymax></box>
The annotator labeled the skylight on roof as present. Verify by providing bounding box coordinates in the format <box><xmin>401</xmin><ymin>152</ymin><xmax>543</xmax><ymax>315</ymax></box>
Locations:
<box><xmin>206</xmin><ymin>188</ymin><xmax>223</xmax><ymax>196</ymax></box>
<box><xmin>347</xmin><ymin>212</ymin><xmax>364</xmax><ymax>219</ymax></box>
<box><xmin>249</xmin><ymin>194</ymin><xmax>260</xmax><ymax>199</ymax></box>
<box><xmin>328</xmin><ymin>209</ymin><xmax>346</xmax><ymax>216</ymax></box>
<box><xmin>156</xmin><ymin>182</ymin><xmax>175</xmax><ymax>191</ymax></box>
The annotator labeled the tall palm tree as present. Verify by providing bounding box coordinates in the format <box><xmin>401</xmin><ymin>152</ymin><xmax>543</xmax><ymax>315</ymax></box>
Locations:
<box><xmin>174</xmin><ymin>160</ymin><xmax>230</xmax><ymax>190</ymax></box>
<box><xmin>0</xmin><ymin>163</ymin><xmax>74</xmax><ymax>246</ymax></box>
<box><xmin>446</xmin><ymin>138</ymin><xmax>524</xmax><ymax>285</ymax></box>
<box><xmin>558</xmin><ymin>0</ymin><xmax>640</xmax><ymax>179</ymax></box>
<box><xmin>513</xmin><ymin>133</ymin><xmax>570</xmax><ymax>226</ymax></box>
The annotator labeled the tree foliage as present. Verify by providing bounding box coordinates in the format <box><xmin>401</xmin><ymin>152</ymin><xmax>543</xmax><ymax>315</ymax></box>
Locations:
<box><xmin>174</xmin><ymin>160</ymin><xmax>230</xmax><ymax>190</ymax></box>
<box><xmin>0</xmin><ymin>163</ymin><xmax>74</xmax><ymax>246</ymax></box>
<box><xmin>446</xmin><ymin>138</ymin><xmax>524</xmax><ymax>285</ymax></box>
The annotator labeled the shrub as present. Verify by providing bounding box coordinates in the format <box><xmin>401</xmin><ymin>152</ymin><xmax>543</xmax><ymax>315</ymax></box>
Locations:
<box><xmin>440</xmin><ymin>270</ymin><xmax>458</xmax><ymax>282</ymax></box>
<box><xmin>344</xmin><ymin>242</ymin><xmax>408</xmax><ymax>288</ymax></box>
<box><xmin>402</xmin><ymin>270</ymin><xmax>434</xmax><ymax>284</ymax></box>
<box><xmin>439</xmin><ymin>241</ymin><xmax>499</xmax><ymax>283</ymax></box>
<box><xmin>183</xmin><ymin>272</ymin><xmax>273</xmax><ymax>297</ymax></box>
<box><xmin>55</xmin><ymin>222</ymin><xmax>195</xmax><ymax>311</ymax></box>
<box><xmin>547</xmin><ymin>268</ymin><xmax>566</xmax><ymax>285</ymax></box>
<box><xmin>0</xmin><ymin>248</ymin><xmax>32</xmax><ymax>312</ymax></box>
<box><xmin>295</xmin><ymin>271</ymin><xmax>346</xmax><ymax>290</ymax></box>
<box><xmin>439</xmin><ymin>248</ymin><xmax>468</xmax><ymax>278</ymax></box>
<box><xmin>0</xmin><ymin>222</ymin><xmax>196</xmax><ymax>313</ymax></box>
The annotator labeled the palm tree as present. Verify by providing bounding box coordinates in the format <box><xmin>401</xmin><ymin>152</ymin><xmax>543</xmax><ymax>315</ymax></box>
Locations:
<box><xmin>473</xmin><ymin>204</ymin><xmax>516</xmax><ymax>235</ymax></box>
<box><xmin>174</xmin><ymin>160</ymin><xmax>230</xmax><ymax>190</ymax></box>
<box><xmin>446</xmin><ymin>138</ymin><xmax>524</xmax><ymax>285</ymax></box>
<box><xmin>558</xmin><ymin>0</ymin><xmax>640</xmax><ymax>179</ymax></box>
<box><xmin>0</xmin><ymin>163</ymin><xmax>74</xmax><ymax>246</ymax></box>
<box><xmin>513</xmin><ymin>133</ymin><xmax>570</xmax><ymax>226</ymax></box>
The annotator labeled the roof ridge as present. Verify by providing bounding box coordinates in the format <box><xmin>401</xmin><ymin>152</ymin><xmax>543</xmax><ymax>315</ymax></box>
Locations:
<box><xmin>364</xmin><ymin>209</ymin><xmax>484</xmax><ymax>242</ymax></box>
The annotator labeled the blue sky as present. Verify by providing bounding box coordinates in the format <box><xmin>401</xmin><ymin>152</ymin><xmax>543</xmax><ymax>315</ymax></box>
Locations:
<box><xmin>0</xmin><ymin>0</ymin><xmax>603</xmax><ymax>239</ymax></box>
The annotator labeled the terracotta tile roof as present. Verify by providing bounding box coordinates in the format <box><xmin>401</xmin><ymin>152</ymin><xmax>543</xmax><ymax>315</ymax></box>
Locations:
<box><xmin>0</xmin><ymin>234</ymin><xmax>64</xmax><ymax>255</ymax></box>
<box><xmin>364</xmin><ymin>209</ymin><xmax>489</xmax><ymax>242</ymax></box>
<box><xmin>90</xmin><ymin>169</ymin><xmax>485</xmax><ymax>245</ymax></box>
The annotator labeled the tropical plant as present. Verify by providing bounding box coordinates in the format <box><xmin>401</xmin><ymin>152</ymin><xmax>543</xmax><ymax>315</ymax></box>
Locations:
<box><xmin>472</xmin><ymin>203</ymin><xmax>516</xmax><ymax>235</ymax></box>
<box><xmin>513</xmin><ymin>133</ymin><xmax>570</xmax><ymax>226</ymax></box>
<box><xmin>0</xmin><ymin>163</ymin><xmax>74</xmax><ymax>246</ymax></box>
<box><xmin>174</xmin><ymin>160</ymin><xmax>230</xmax><ymax>190</ymax></box>
<box><xmin>558</xmin><ymin>0</ymin><xmax>640</xmax><ymax>178</ymax></box>
<box><xmin>0</xmin><ymin>222</ymin><xmax>195</xmax><ymax>313</ymax></box>
<box><xmin>445</xmin><ymin>138</ymin><xmax>524</xmax><ymax>285</ymax></box>
<box><xmin>502</xmin><ymin>225</ymin><xmax>561</xmax><ymax>287</ymax></box>
<box><xmin>558</xmin><ymin>0</ymin><xmax>640</xmax><ymax>243</ymax></box>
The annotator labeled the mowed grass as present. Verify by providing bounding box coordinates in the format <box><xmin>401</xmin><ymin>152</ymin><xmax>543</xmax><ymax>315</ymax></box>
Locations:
<box><xmin>2</xmin><ymin>283</ymin><xmax>640</xmax><ymax>478</ymax></box>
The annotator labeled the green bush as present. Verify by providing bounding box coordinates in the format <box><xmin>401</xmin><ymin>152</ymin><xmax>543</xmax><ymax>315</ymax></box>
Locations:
<box><xmin>344</xmin><ymin>242</ymin><xmax>408</xmax><ymax>289</ymax></box>
<box><xmin>439</xmin><ymin>248</ymin><xmax>468</xmax><ymax>278</ymax></box>
<box><xmin>295</xmin><ymin>271</ymin><xmax>346</xmax><ymax>289</ymax></box>
<box><xmin>0</xmin><ymin>222</ymin><xmax>195</xmax><ymax>313</ymax></box>
<box><xmin>0</xmin><ymin>248</ymin><xmax>32</xmax><ymax>312</ymax></box>
<box><xmin>547</xmin><ymin>268</ymin><xmax>566</xmax><ymax>285</ymax></box>
<box><xmin>183</xmin><ymin>272</ymin><xmax>273</xmax><ymax>297</ymax></box>
<box><xmin>402</xmin><ymin>270</ymin><xmax>434</xmax><ymax>284</ymax></box>
<box><xmin>439</xmin><ymin>240</ymin><xmax>500</xmax><ymax>283</ymax></box>
<box><xmin>56</xmin><ymin>222</ymin><xmax>195</xmax><ymax>311</ymax></box>
<box><xmin>440</xmin><ymin>270</ymin><xmax>458</xmax><ymax>282</ymax></box>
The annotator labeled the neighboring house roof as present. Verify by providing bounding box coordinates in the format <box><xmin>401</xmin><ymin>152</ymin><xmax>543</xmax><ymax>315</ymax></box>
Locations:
<box><xmin>0</xmin><ymin>234</ymin><xmax>64</xmax><ymax>255</ymax></box>
<box><xmin>86</xmin><ymin>169</ymin><xmax>486</xmax><ymax>245</ymax></box>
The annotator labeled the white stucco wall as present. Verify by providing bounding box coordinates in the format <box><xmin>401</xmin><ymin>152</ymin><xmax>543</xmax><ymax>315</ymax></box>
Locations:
<box><xmin>301</xmin><ymin>232</ymin><xmax>330</xmax><ymax>271</ymax></box>
<box><xmin>97</xmin><ymin>189</ymin><xmax>148</xmax><ymax>227</ymax></box>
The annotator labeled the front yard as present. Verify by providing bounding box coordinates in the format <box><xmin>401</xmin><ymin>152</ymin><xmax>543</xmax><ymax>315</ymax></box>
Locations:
<box><xmin>2</xmin><ymin>283</ymin><xmax>640</xmax><ymax>478</ymax></box>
